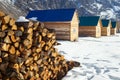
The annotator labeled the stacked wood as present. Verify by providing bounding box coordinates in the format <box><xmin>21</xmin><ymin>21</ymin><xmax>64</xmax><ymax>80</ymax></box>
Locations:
<box><xmin>0</xmin><ymin>11</ymin><xmax>80</xmax><ymax>80</ymax></box>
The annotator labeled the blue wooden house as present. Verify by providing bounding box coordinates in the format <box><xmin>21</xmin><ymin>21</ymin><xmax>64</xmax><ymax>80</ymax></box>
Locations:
<box><xmin>26</xmin><ymin>8</ymin><xmax>79</xmax><ymax>41</ymax></box>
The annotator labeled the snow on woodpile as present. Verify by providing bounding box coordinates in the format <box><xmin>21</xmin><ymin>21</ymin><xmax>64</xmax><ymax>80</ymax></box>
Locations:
<box><xmin>16</xmin><ymin>16</ymin><xmax>29</xmax><ymax>22</ymax></box>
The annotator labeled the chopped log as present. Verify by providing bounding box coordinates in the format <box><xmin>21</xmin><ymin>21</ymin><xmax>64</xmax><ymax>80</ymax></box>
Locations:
<box><xmin>42</xmin><ymin>32</ymin><xmax>46</xmax><ymax>37</ymax></box>
<box><xmin>18</xmin><ymin>73</ymin><xmax>24</xmax><ymax>79</ymax></box>
<box><xmin>39</xmin><ymin>35</ymin><xmax>42</xmax><ymax>42</ymax></box>
<box><xmin>16</xmin><ymin>37</ymin><xmax>20</xmax><ymax>42</ymax></box>
<box><xmin>0</xmin><ymin>31</ymin><xmax>6</xmax><ymax>38</ymax></box>
<box><xmin>2</xmin><ymin>15</ymin><xmax>10</xmax><ymax>24</ymax></box>
<box><xmin>4</xmin><ymin>36</ymin><xmax>11</xmax><ymax>43</ymax></box>
<box><xmin>13</xmin><ymin>64</ymin><xmax>19</xmax><ymax>73</ymax></box>
<box><xmin>36</xmin><ymin>48</ymin><xmax>41</xmax><ymax>53</ymax></box>
<box><xmin>11</xmin><ymin>35</ymin><xmax>17</xmax><ymax>43</ymax></box>
<box><xmin>28</xmin><ymin>21</ymin><xmax>33</xmax><ymax>28</ymax></box>
<box><xmin>19</xmin><ymin>44</ymin><xmax>24</xmax><ymax>52</ymax></box>
<box><xmin>1</xmin><ymin>52</ymin><xmax>8</xmax><ymax>58</ymax></box>
<box><xmin>9</xmin><ymin>18</ymin><xmax>15</xmax><ymax>26</ymax></box>
<box><xmin>7</xmin><ymin>30</ymin><xmax>14</xmax><ymax>36</ymax></box>
<box><xmin>36</xmin><ymin>59</ymin><xmax>42</xmax><ymax>65</ymax></box>
<box><xmin>33</xmin><ymin>22</ymin><xmax>39</xmax><ymax>30</ymax></box>
<box><xmin>16</xmin><ymin>50</ymin><xmax>20</xmax><ymax>56</ymax></box>
<box><xmin>40</xmin><ymin>41</ymin><xmax>45</xmax><ymax>47</ymax></box>
<box><xmin>2</xmin><ymin>25</ymin><xmax>7</xmax><ymax>31</ymax></box>
<box><xmin>15</xmin><ymin>30</ymin><xmax>23</xmax><ymax>37</ymax></box>
<box><xmin>47</xmin><ymin>33</ymin><xmax>54</xmax><ymax>38</ymax></box>
<box><xmin>11</xmin><ymin>24</ymin><xmax>17</xmax><ymax>30</ymax></box>
<box><xmin>27</xmin><ymin>28</ymin><xmax>33</xmax><ymax>34</ymax></box>
<box><xmin>22</xmin><ymin>49</ymin><xmax>32</xmax><ymax>59</ymax></box>
<box><xmin>14</xmin><ymin>42</ymin><xmax>19</xmax><ymax>48</ymax></box>
<box><xmin>1</xmin><ymin>43</ymin><xmax>10</xmax><ymax>51</ymax></box>
<box><xmin>19</xmin><ymin>26</ymin><xmax>24</xmax><ymax>32</ymax></box>
<box><xmin>25</xmin><ymin>57</ymin><xmax>33</xmax><ymax>65</ymax></box>
<box><xmin>0</xmin><ymin>58</ymin><xmax>2</xmax><ymax>63</ymax></box>
<box><xmin>9</xmin><ymin>45</ymin><xmax>16</xmax><ymax>54</ymax></box>
<box><xmin>27</xmin><ymin>33</ymin><xmax>33</xmax><ymax>41</ymax></box>
<box><xmin>23</xmin><ymin>39</ymin><xmax>32</xmax><ymax>49</ymax></box>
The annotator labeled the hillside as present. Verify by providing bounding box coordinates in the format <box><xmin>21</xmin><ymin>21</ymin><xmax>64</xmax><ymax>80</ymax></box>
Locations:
<box><xmin>0</xmin><ymin>0</ymin><xmax>25</xmax><ymax>19</ymax></box>
<box><xmin>1</xmin><ymin>0</ymin><xmax>120</xmax><ymax>20</ymax></box>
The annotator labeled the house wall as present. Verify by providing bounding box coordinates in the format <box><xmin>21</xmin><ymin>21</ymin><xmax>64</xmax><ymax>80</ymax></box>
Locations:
<box><xmin>96</xmin><ymin>26</ymin><xmax>101</xmax><ymax>37</ymax></box>
<box><xmin>111</xmin><ymin>28</ymin><xmax>116</xmax><ymax>35</ymax></box>
<box><xmin>79</xmin><ymin>21</ymin><xmax>101</xmax><ymax>37</ymax></box>
<box><xmin>101</xmin><ymin>27</ymin><xmax>110</xmax><ymax>36</ymax></box>
<box><xmin>70</xmin><ymin>11</ymin><xmax>79</xmax><ymax>41</ymax></box>
<box><xmin>96</xmin><ymin>20</ymin><xmax>101</xmax><ymax>37</ymax></box>
<box><xmin>117</xmin><ymin>21</ymin><xmax>120</xmax><ymax>33</ymax></box>
<box><xmin>79</xmin><ymin>26</ymin><xmax>97</xmax><ymax>37</ymax></box>
<box><xmin>44</xmin><ymin>22</ymin><xmax>71</xmax><ymax>40</ymax></box>
<box><xmin>44</xmin><ymin>11</ymin><xmax>79</xmax><ymax>41</ymax></box>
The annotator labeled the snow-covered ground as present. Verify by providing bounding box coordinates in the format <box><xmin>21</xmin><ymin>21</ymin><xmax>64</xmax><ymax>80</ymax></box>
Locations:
<box><xmin>56</xmin><ymin>34</ymin><xmax>120</xmax><ymax>80</ymax></box>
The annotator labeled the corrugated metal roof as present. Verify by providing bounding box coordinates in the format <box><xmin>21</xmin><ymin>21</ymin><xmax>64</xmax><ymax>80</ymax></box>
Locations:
<box><xmin>79</xmin><ymin>16</ymin><xmax>100</xmax><ymax>26</ymax></box>
<box><xmin>111</xmin><ymin>21</ymin><xmax>117</xmax><ymax>28</ymax></box>
<box><xmin>101</xmin><ymin>19</ymin><xmax>109</xmax><ymax>27</ymax></box>
<box><xmin>26</xmin><ymin>8</ymin><xmax>76</xmax><ymax>22</ymax></box>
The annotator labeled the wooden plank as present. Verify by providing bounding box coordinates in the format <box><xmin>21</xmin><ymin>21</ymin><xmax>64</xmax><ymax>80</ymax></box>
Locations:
<box><xmin>57</xmin><ymin>35</ymin><xmax>70</xmax><ymax>40</ymax></box>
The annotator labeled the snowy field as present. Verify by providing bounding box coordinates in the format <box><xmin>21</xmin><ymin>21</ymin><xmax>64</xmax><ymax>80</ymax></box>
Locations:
<box><xmin>56</xmin><ymin>34</ymin><xmax>120</xmax><ymax>80</ymax></box>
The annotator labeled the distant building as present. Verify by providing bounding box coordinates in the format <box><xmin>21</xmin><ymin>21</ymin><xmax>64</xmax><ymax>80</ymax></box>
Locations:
<box><xmin>111</xmin><ymin>21</ymin><xmax>117</xmax><ymax>35</ymax></box>
<box><xmin>26</xmin><ymin>8</ymin><xmax>79</xmax><ymax>41</ymax></box>
<box><xmin>79</xmin><ymin>16</ymin><xmax>101</xmax><ymax>37</ymax></box>
<box><xmin>101</xmin><ymin>19</ymin><xmax>111</xmax><ymax>36</ymax></box>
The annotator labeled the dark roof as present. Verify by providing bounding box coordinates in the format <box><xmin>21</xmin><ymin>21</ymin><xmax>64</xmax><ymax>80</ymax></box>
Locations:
<box><xmin>79</xmin><ymin>16</ymin><xmax>100</xmax><ymax>26</ymax></box>
<box><xmin>111</xmin><ymin>21</ymin><xmax>117</xmax><ymax>28</ymax></box>
<box><xmin>101</xmin><ymin>19</ymin><xmax>110</xmax><ymax>27</ymax></box>
<box><xmin>26</xmin><ymin>8</ymin><xmax>76</xmax><ymax>22</ymax></box>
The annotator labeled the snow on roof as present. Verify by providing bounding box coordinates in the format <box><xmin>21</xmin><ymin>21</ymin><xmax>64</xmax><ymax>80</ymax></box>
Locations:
<box><xmin>16</xmin><ymin>16</ymin><xmax>29</xmax><ymax>22</ymax></box>
<box><xmin>29</xmin><ymin>17</ymin><xmax>38</xmax><ymax>21</ymax></box>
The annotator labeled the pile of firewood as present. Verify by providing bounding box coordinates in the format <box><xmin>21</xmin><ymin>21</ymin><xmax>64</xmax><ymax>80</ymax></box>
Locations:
<box><xmin>0</xmin><ymin>11</ymin><xmax>80</xmax><ymax>80</ymax></box>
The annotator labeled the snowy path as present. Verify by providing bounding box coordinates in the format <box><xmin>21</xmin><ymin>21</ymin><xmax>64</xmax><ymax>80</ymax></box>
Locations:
<box><xmin>56</xmin><ymin>34</ymin><xmax>120</xmax><ymax>80</ymax></box>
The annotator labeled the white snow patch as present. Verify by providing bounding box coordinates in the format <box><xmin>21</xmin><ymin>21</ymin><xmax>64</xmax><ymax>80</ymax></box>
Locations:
<box><xmin>100</xmin><ymin>9</ymin><xmax>116</xmax><ymax>19</ymax></box>
<box><xmin>92</xmin><ymin>3</ymin><xmax>102</xmax><ymax>9</ymax></box>
<box><xmin>56</xmin><ymin>34</ymin><xmax>120</xmax><ymax>80</ymax></box>
<box><xmin>16</xmin><ymin>16</ymin><xmax>29</xmax><ymax>22</ymax></box>
<box><xmin>114</xmin><ymin>6</ymin><xmax>120</xmax><ymax>11</ymax></box>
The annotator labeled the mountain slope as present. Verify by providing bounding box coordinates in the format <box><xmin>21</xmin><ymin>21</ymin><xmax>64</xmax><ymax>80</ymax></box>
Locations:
<box><xmin>0</xmin><ymin>0</ymin><xmax>25</xmax><ymax>19</ymax></box>
<box><xmin>1</xmin><ymin>0</ymin><xmax>120</xmax><ymax>20</ymax></box>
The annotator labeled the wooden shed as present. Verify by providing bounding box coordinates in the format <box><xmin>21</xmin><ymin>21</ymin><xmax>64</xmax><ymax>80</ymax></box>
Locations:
<box><xmin>79</xmin><ymin>16</ymin><xmax>101</xmax><ymax>37</ymax></box>
<box><xmin>101</xmin><ymin>19</ymin><xmax>111</xmax><ymax>36</ymax></box>
<box><xmin>26</xmin><ymin>8</ymin><xmax>79</xmax><ymax>41</ymax></box>
<box><xmin>111</xmin><ymin>21</ymin><xmax>117</xmax><ymax>35</ymax></box>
